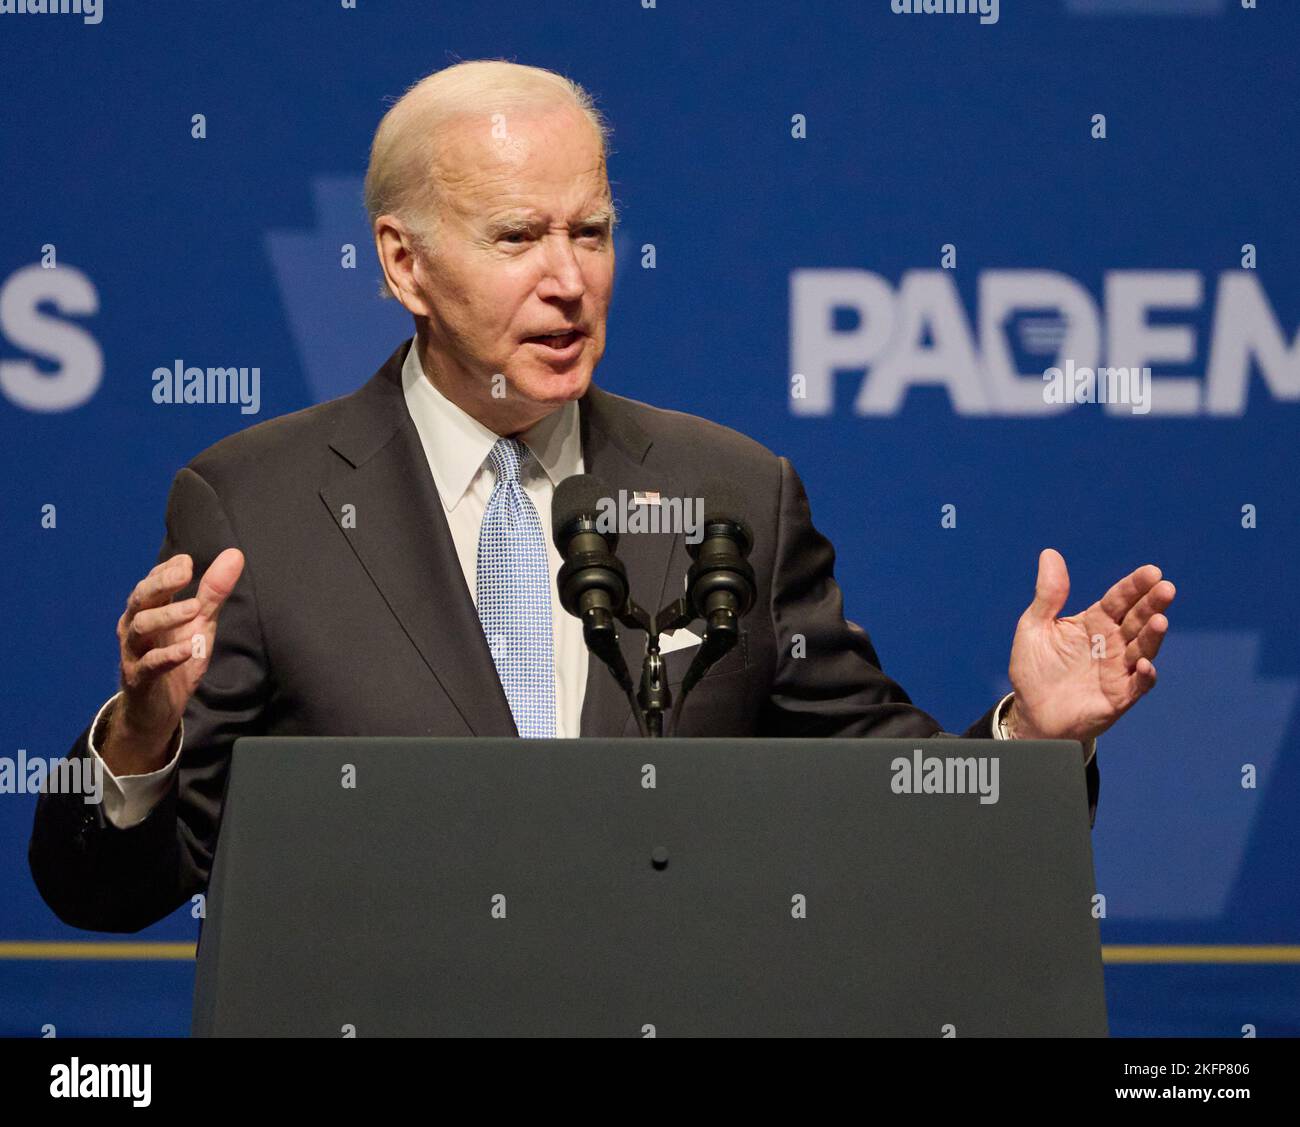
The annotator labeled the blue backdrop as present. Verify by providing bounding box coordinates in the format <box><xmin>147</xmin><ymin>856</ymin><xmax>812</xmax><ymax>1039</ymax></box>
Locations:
<box><xmin>2</xmin><ymin>0</ymin><xmax>1296</xmax><ymax>1037</ymax></box>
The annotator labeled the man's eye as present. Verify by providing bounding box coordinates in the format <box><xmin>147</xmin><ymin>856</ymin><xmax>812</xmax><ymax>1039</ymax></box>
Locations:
<box><xmin>498</xmin><ymin>227</ymin><xmax>604</xmax><ymax>244</ymax></box>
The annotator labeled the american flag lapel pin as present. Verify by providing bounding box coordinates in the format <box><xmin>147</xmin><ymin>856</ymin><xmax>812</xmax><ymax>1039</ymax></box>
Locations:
<box><xmin>632</xmin><ymin>490</ymin><xmax>661</xmax><ymax>507</ymax></box>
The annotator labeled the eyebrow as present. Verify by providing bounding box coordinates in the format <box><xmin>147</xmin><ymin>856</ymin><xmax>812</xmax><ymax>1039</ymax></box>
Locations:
<box><xmin>485</xmin><ymin>206</ymin><xmax>616</xmax><ymax>236</ymax></box>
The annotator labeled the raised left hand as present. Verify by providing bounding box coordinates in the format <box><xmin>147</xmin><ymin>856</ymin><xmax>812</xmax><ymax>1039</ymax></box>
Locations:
<box><xmin>1006</xmin><ymin>549</ymin><xmax>1175</xmax><ymax>744</ymax></box>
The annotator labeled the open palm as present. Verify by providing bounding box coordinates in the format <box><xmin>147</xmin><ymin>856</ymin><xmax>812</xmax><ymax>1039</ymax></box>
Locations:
<box><xmin>1007</xmin><ymin>549</ymin><xmax>1175</xmax><ymax>744</ymax></box>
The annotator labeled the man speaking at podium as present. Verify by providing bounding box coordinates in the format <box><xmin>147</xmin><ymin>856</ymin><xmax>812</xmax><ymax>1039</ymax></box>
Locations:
<box><xmin>29</xmin><ymin>61</ymin><xmax>1175</xmax><ymax>933</ymax></box>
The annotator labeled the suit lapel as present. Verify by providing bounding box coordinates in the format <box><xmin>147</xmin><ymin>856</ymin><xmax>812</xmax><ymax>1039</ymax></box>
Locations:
<box><xmin>319</xmin><ymin>341</ymin><xmax>517</xmax><ymax>737</ymax></box>
<box><xmin>578</xmin><ymin>385</ymin><xmax>679</xmax><ymax>737</ymax></box>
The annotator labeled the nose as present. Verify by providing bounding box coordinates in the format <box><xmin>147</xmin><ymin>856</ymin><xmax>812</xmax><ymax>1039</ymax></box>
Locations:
<box><xmin>536</xmin><ymin>233</ymin><xmax>586</xmax><ymax>303</ymax></box>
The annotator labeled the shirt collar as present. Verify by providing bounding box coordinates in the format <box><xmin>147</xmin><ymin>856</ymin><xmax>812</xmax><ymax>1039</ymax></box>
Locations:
<box><xmin>401</xmin><ymin>338</ymin><xmax>583</xmax><ymax>511</ymax></box>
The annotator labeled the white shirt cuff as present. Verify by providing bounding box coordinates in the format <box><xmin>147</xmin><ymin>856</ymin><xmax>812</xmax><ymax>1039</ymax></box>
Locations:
<box><xmin>993</xmin><ymin>691</ymin><xmax>1096</xmax><ymax>765</ymax></box>
<box><xmin>86</xmin><ymin>691</ymin><xmax>183</xmax><ymax>829</ymax></box>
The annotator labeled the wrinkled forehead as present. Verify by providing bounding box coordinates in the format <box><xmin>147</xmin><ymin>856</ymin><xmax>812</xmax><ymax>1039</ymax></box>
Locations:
<box><xmin>431</xmin><ymin>105</ymin><xmax>610</xmax><ymax>223</ymax></box>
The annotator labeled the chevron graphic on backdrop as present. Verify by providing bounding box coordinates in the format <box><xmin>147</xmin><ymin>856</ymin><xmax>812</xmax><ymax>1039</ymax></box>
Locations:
<box><xmin>265</xmin><ymin>177</ymin><xmax>412</xmax><ymax>405</ymax></box>
<box><xmin>998</xmin><ymin>631</ymin><xmax>1297</xmax><ymax>921</ymax></box>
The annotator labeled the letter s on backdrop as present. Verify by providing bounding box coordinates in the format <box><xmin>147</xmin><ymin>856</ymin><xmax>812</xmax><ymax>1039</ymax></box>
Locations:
<box><xmin>0</xmin><ymin>263</ymin><xmax>103</xmax><ymax>412</ymax></box>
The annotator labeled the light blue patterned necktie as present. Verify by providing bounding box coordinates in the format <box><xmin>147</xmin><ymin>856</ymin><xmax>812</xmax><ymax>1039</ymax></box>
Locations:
<box><xmin>476</xmin><ymin>437</ymin><xmax>557</xmax><ymax>738</ymax></box>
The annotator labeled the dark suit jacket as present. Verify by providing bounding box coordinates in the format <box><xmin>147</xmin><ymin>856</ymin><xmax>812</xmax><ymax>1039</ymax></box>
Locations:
<box><xmin>30</xmin><ymin>339</ymin><xmax>1100</xmax><ymax>932</ymax></box>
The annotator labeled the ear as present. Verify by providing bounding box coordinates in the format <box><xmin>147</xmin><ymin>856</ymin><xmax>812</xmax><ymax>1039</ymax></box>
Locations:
<box><xmin>374</xmin><ymin>216</ymin><xmax>434</xmax><ymax>317</ymax></box>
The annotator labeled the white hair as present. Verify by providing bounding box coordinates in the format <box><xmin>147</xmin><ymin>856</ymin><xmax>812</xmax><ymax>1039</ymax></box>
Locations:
<box><xmin>364</xmin><ymin>59</ymin><xmax>615</xmax><ymax>299</ymax></box>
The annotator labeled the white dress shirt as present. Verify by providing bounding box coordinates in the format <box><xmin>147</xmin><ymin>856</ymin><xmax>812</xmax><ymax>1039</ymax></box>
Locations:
<box><xmin>85</xmin><ymin>339</ymin><xmax>1086</xmax><ymax>830</ymax></box>
<box><xmin>399</xmin><ymin>339</ymin><xmax>588</xmax><ymax>738</ymax></box>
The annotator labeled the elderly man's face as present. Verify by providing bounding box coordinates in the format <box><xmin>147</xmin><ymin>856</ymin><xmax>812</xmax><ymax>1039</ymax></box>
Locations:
<box><xmin>390</xmin><ymin>105</ymin><xmax>615</xmax><ymax>431</ymax></box>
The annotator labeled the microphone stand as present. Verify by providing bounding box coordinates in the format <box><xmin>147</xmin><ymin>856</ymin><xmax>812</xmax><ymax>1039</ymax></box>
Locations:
<box><xmin>579</xmin><ymin>599</ymin><xmax>651</xmax><ymax>739</ymax></box>
<box><xmin>614</xmin><ymin>596</ymin><xmax>738</xmax><ymax>738</ymax></box>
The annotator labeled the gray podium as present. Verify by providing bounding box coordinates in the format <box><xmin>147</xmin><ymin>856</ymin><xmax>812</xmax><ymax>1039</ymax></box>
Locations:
<box><xmin>192</xmin><ymin>738</ymin><xmax>1107</xmax><ymax>1037</ymax></box>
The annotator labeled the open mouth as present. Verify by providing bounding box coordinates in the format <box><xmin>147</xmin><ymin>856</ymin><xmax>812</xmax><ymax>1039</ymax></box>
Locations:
<box><xmin>526</xmin><ymin>330</ymin><xmax>583</xmax><ymax>351</ymax></box>
<box><xmin>524</xmin><ymin>330</ymin><xmax>586</xmax><ymax>362</ymax></box>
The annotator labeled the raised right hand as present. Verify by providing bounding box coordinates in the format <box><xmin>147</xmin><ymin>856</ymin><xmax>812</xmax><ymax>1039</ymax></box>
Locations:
<box><xmin>102</xmin><ymin>548</ymin><xmax>245</xmax><ymax>774</ymax></box>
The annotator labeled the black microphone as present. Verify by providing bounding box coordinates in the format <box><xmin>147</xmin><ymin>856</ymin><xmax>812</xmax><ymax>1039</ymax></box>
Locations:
<box><xmin>552</xmin><ymin>473</ymin><xmax>628</xmax><ymax>623</ymax></box>
<box><xmin>668</xmin><ymin>483</ymin><xmax>757</xmax><ymax>734</ymax></box>
<box><xmin>552</xmin><ymin>474</ymin><xmax>638</xmax><ymax>715</ymax></box>
<box><xmin>685</xmin><ymin>482</ymin><xmax>756</xmax><ymax>636</ymax></box>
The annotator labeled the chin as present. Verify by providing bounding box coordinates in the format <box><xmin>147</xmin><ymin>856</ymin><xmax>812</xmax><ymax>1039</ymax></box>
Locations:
<box><xmin>518</xmin><ymin>366</ymin><xmax>591</xmax><ymax>406</ymax></box>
